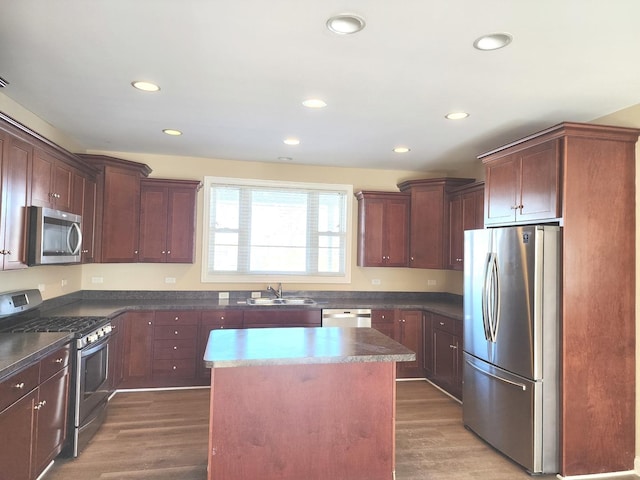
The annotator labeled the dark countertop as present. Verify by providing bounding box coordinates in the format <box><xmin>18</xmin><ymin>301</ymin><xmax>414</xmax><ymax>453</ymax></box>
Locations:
<box><xmin>41</xmin><ymin>297</ymin><xmax>463</xmax><ymax>321</ymax></box>
<box><xmin>0</xmin><ymin>332</ymin><xmax>74</xmax><ymax>382</ymax></box>
<box><xmin>204</xmin><ymin>326</ymin><xmax>416</xmax><ymax>368</ymax></box>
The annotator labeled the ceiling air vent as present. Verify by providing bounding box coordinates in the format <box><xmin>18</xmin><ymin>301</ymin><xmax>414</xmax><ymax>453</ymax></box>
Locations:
<box><xmin>0</xmin><ymin>76</ymin><xmax>9</xmax><ymax>87</ymax></box>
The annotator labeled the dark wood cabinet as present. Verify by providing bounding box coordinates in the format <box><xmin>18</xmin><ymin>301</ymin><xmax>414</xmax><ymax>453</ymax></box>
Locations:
<box><xmin>480</xmin><ymin>122</ymin><xmax>640</xmax><ymax>475</ymax></box>
<box><xmin>197</xmin><ymin>310</ymin><xmax>244</xmax><ymax>381</ymax></box>
<box><xmin>422</xmin><ymin>312</ymin><xmax>433</xmax><ymax>376</ymax></box>
<box><xmin>0</xmin><ymin>132</ymin><xmax>32</xmax><ymax>270</ymax></box>
<box><xmin>139</xmin><ymin>178</ymin><xmax>199</xmax><ymax>263</ymax></box>
<box><xmin>398</xmin><ymin>178</ymin><xmax>474</xmax><ymax>269</ymax></box>
<box><xmin>108</xmin><ymin>314</ymin><xmax>125</xmax><ymax>390</ymax></box>
<box><xmin>395</xmin><ymin>310</ymin><xmax>423</xmax><ymax>379</ymax></box>
<box><xmin>0</xmin><ymin>343</ymin><xmax>70</xmax><ymax>480</ymax></box>
<box><xmin>152</xmin><ymin>311</ymin><xmax>200</xmax><ymax>382</ymax></box>
<box><xmin>371</xmin><ymin>309</ymin><xmax>395</xmax><ymax>339</ymax></box>
<box><xmin>446</xmin><ymin>182</ymin><xmax>484</xmax><ymax>270</ymax></box>
<box><xmin>430</xmin><ymin>314</ymin><xmax>462</xmax><ymax>399</ymax></box>
<box><xmin>243</xmin><ymin>309</ymin><xmax>321</xmax><ymax>328</ymax></box>
<box><xmin>80</xmin><ymin>155</ymin><xmax>151</xmax><ymax>263</ymax></box>
<box><xmin>355</xmin><ymin>191</ymin><xmax>410</xmax><ymax>267</ymax></box>
<box><xmin>484</xmin><ymin>139</ymin><xmax>560</xmax><ymax>226</ymax></box>
<box><xmin>31</xmin><ymin>147</ymin><xmax>74</xmax><ymax>212</ymax></box>
<box><xmin>121</xmin><ymin>311</ymin><xmax>155</xmax><ymax>387</ymax></box>
<box><xmin>71</xmin><ymin>172</ymin><xmax>97</xmax><ymax>263</ymax></box>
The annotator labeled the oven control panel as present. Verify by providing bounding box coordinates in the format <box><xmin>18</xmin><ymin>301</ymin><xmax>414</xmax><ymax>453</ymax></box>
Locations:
<box><xmin>0</xmin><ymin>289</ymin><xmax>43</xmax><ymax>318</ymax></box>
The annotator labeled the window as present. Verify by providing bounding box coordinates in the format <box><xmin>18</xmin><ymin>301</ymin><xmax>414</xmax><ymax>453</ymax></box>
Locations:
<box><xmin>202</xmin><ymin>177</ymin><xmax>352</xmax><ymax>283</ymax></box>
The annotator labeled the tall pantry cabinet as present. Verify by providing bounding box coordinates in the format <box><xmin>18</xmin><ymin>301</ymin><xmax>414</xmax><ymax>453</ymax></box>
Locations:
<box><xmin>480</xmin><ymin>122</ymin><xmax>639</xmax><ymax>477</ymax></box>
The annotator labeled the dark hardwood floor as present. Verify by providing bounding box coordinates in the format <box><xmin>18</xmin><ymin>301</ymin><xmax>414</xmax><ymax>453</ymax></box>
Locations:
<box><xmin>45</xmin><ymin>381</ymin><xmax>639</xmax><ymax>480</ymax></box>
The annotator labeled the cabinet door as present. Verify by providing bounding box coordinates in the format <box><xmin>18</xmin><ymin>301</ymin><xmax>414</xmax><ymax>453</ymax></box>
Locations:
<box><xmin>166</xmin><ymin>186</ymin><xmax>197</xmax><ymax>263</ymax></box>
<box><xmin>33</xmin><ymin>366</ymin><xmax>69</xmax><ymax>475</ymax></box>
<box><xmin>358</xmin><ymin>197</ymin><xmax>386</xmax><ymax>266</ymax></box>
<box><xmin>396</xmin><ymin>310</ymin><xmax>423</xmax><ymax>378</ymax></box>
<box><xmin>422</xmin><ymin>312</ymin><xmax>433</xmax><ymax>376</ymax></box>
<box><xmin>101</xmin><ymin>166</ymin><xmax>140</xmax><ymax>262</ymax></box>
<box><xmin>432</xmin><ymin>328</ymin><xmax>457</xmax><ymax>389</ymax></box>
<box><xmin>1</xmin><ymin>134</ymin><xmax>32</xmax><ymax>270</ymax></box>
<box><xmin>408</xmin><ymin>187</ymin><xmax>444</xmax><ymax>269</ymax></box>
<box><xmin>385</xmin><ymin>198</ymin><xmax>410</xmax><ymax>266</ymax></box>
<box><xmin>243</xmin><ymin>309</ymin><xmax>321</xmax><ymax>328</ymax></box>
<box><xmin>447</xmin><ymin>194</ymin><xmax>463</xmax><ymax>269</ymax></box>
<box><xmin>138</xmin><ymin>184</ymin><xmax>168</xmax><ymax>262</ymax></box>
<box><xmin>122</xmin><ymin>311</ymin><xmax>154</xmax><ymax>386</ymax></box>
<box><xmin>0</xmin><ymin>389</ymin><xmax>37</xmax><ymax>480</ymax></box>
<box><xmin>31</xmin><ymin>148</ymin><xmax>55</xmax><ymax>208</ymax></box>
<box><xmin>52</xmin><ymin>160</ymin><xmax>73</xmax><ymax>211</ymax></box>
<box><xmin>81</xmin><ymin>178</ymin><xmax>96</xmax><ymax>263</ymax></box>
<box><xmin>371</xmin><ymin>309</ymin><xmax>395</xmax><ymax>339</ymax></box>
<box><xmin>484</xmin><ymin>154</ymin><xmax>519</xmax><ymax>226</ymax></box>
<box><xmin>108</xmin><ymin>315</ymin><xmax>125</xmax><ymax>390</ymax></box>
<box><xmin>518</xmin><ymin>139</ymin><xmax>561</xmax><ymax>222</ymax></box>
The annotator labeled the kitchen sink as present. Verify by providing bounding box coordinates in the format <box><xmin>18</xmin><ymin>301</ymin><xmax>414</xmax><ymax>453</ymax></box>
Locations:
<box><xmin>245</xmin><ymin>297</ymin><xmax>316</xmax><ymax>306</ymax></box>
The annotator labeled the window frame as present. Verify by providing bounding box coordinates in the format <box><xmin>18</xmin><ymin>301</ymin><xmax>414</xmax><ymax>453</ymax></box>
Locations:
<box><xmin>201</xmin><ymin>176</ymin><xmax>353</xmax><ymax>284</ymax></box>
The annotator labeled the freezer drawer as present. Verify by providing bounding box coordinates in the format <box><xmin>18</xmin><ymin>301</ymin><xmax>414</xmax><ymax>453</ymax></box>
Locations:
<box><xmin>462</xmin><ymin>353</ymin><xmax>558</xmax><ymax>474</ymax></box>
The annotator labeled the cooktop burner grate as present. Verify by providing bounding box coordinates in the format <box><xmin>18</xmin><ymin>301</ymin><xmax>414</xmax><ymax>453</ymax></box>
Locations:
<box><xmin>2</xmin><ymin>316</ymin><xmax>108</xmax><ymax>334</ymax></box>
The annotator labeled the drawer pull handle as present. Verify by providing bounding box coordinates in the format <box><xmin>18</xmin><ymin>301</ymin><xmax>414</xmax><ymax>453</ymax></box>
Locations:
<box><xmin>55</xmin><ymin>358</ymin><xmax>64</xmax><ymax>363</ymax></box>
<box><xmin>34</xmin><ymin>400</ymin><xmax>47</xmax><ymax>410</ymax></box>
<box><xmin>14</xmin><ymin>382</ymin><xmax>25</xmax><ymax>389</ymax></box>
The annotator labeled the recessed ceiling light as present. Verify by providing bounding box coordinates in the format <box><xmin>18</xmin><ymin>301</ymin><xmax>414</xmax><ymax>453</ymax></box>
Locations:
<box><xmin>278</xmin><ymin>156</ymin><xmax>293</xmax><ymax>161</ymax></box>
<box><xmin>132</xmin><ymin>81</ymin><xmax>160</xmax><ymax>92</ymax></box>
<box><xmin>283</xmin><ymin>138</ymin><xmax>300</xmax><ymax>145</ymax></box>
<box><xmin>302</xmin><ymin>98</ymin><xmax>327</xmax><ymax>108</ymax></box>
<box><xmin>163</xmin><ymin>129</ymin><xmax>182</xmax><ymax>136</ymax></box>
<box><xmin>393</xmin><ymin>146</ymin><xmax>411</xmax><ymax>153</ymax></box>
<box><xmin>326</xmin><ymin>14</ymin><xmax>366</xmax><ymax>35</ymax></box>
<box><xmin>445</xmin><ymin>112</ymin><xmax>469</xmax><ymax>120</ymax></box>
<box><xmin>473</xmin><ymin>33</ymin><xmax>512</xmax><ymax>51</ymax></box>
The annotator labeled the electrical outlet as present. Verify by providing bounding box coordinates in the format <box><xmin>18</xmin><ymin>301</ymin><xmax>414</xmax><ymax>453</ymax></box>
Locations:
<box><xmin>91</xmin><ymin>277</ymin><xmax>104</xmax><ymax>284</ymax></box>
<box><xmin>427</xmin><ymin>279</ymin><xmax>437</xmax><ymax>286</ymax></box>
<box><xmin>165</xmin><ymin>277</ymin><xmax>176</xmax><ymax>284</ymax></box>
<box><xmin>251</xmin><ymin>291</ymin><xmax>262</xmax><ymax>298</ymax></box>
<box><xmin>218</xmin><ymin>292</ymin><xmax>229</xmax><ymax>300</ymax></box>
<box><xmin>371</xmin><ymin>279</ymin><xmax>381</xmax><ymax>285</ymax></box>
<box><xmin>61</xmin><ymin>279</ymin><xmax>68</xmax><ymax>287</ymax></box>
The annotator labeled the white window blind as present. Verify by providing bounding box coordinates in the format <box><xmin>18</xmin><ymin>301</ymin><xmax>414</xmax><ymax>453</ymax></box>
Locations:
<box><xmin>202</xmin><ymin>177</ymin><xmax>352</xmax><ymax>283</ymax></box>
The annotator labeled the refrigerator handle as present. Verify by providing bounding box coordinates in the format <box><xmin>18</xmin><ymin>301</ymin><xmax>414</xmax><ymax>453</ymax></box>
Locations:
<box><xmin>465</xmin><ymin>359</ymin><xmax>527</xmax><ymax>391</ymax></box>
<box><xmin>482</xmin><ymin>252</ymin><xmax>500</xmax><ymax>343</ymax></box>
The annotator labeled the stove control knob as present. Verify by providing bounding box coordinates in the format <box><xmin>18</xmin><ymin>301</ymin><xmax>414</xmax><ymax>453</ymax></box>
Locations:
<box><xmin>103</xmin><ymin>325</ymin><xmax>113</xmax><ymax>334</ymax></box>
<box><xmin>88</xmin><ymin>333</ymin><xmax>99</xmax><ymax>343</ymax></box>
<box><xmin>97</xmin><ymin>330</ymin><xmax>105</xmax><ymax>337</ymax></box>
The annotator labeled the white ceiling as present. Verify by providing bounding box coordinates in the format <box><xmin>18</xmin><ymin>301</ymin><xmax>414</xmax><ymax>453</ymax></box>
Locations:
<box><xmin>1</xmin><ymin>0</ymin><xmax>639</xmax><ymax>174</ymax></box>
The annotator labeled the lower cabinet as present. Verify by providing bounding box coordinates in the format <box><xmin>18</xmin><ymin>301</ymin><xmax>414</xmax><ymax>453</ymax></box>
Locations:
<box><xmin>197</xmin><ymin>310</ymin><xmax>243</xmax><ymax>382</ymax></box>
<box><xmin>152</xmin><ymin>310</ymin><xmax>200</xmax><ymax>383</ymax></box>
<box><xmin>396</xmin><ymin>310</ymin><xmax>424</xmax><ymax>378</ymax></box>
<box><xmin>428</xmin><ymin>313</ymin><xmax>463</xmax><ymax>399</ymax></box>
<box><xmin>121</xmin><ymin>311</ymin><xmax>155</xmax><ymax>388</ymax></box>
<box><xmin>243</xmin><ymin>309</ymin><xmax>321</xmax><ymax>328</ymax></box>
<box><xmin>0</xmin><ymin>344</ymin><xmax>71</xmax><ymax>480</ymax></box>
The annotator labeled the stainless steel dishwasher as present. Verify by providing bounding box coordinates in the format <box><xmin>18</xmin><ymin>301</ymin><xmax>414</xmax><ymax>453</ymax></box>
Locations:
<box><xmin>321</xmin><ymin>308</ymin><xmax>372</xmax><ymax>327</ymax></box>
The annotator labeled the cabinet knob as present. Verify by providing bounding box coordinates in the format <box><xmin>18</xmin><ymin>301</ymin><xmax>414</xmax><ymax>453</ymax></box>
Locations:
<box><xmin>173</xmin><ymin>346</ymin><xmax>178</xmax><ymax>350</ymax></box>
<box><xmin>167</xmin><ymin>251</ymin><xmax>171</xmax><ymax>254</ymax></box>
<box><xmin>450</xmin><ymin>345</ymin><xmax>458</xmax><ymax>350</ymax></box>
<box><xmin>134</xmin><ymin>250</ymin><xmax>139</xmax><ymax>254</ymax></box>
<box><xmin>14</xmin><ymin>382</ymin><xmax>25</xmax><ymax>389</ymax></box>
<box><xmin>439</xmin><ymin>322</ymin><xmax>445</xmax><ymax>326</ymax></box>
<box><xmin>148</xmin><ymin>321</ymin><xmax>152</xmax><ymax>325</ymax></box>
<box><xmin>174</xmin><ymin>330</ymin><xmax>179</xmax><ymax>335</ymax></box>
<box><xmin>174</xmin><ymin>316</ymin><xmax>179</xmax><ymax>321</ymax></box>
<box><xmin>162</xmin><ymin>251</ymin><xmax>166</xmax><ymax>254</ymax></box>
<box><xmin>54</xmin><ymin>358</ymin><xmax>64</xmax><ymax>363</ymax></box>
<box><xmin>172</xmin><ymin>366</ymin><xmax>177</xmax><ymax>370</ymax></box>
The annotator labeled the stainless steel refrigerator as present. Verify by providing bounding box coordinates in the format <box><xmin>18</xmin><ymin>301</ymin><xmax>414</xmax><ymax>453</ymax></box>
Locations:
<box><xmin>462</xmin><ymin>225</ymin><xmax>560</xmax><ymax>474</ymax></box>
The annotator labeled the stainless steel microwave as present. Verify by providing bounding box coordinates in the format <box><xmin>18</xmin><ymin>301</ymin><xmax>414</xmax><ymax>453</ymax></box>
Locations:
<box><xmin>27</xmin><ymin>207</ymin><xmax>82</xmax><ymax>265</ymax></box>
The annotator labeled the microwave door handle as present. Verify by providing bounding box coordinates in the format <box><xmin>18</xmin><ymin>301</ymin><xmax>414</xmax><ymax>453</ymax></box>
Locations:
<box><xmin>67</xmin><ymin>222</ymin><xmax>83</xmax><ymax>255</ymax></box>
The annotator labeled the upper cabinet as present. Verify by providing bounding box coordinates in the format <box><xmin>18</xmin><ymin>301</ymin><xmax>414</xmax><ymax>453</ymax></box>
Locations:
<box><xmin>31</xmin><ymin>148</ymin><xmax>74</xmax><ymax>212</ymax></box>
<box><xmin>355</xmin><ymin>191</ymin><xmax>410</xmax><ymax>267</ymax></box>
<box><xmin>446</xmin><ymin>182</ymin><xmax>484</xmax><ymax>271</ymax></box>
<box><xmin>482</xmin><ymin>139</ymin><xmax>561</xmax><ymax>226</ymax></box>
<box><xmin>398</xmin><ymin>178</ymin><xmax>474</xmax><ymax>269</ymax></box>
<box><xmin>80</xmin><ymin>155</ymin><xmax>151</xmax><ymax>263</ymax></box>
<box><xmin>139</xmin><ymin>178</ymin><xmax>200</xmax><ymax>263</ymax></box>
<box><xmin>0</xmin><ymin>131</ymin><xmax>32</xmax><ymax>270</ymax></box>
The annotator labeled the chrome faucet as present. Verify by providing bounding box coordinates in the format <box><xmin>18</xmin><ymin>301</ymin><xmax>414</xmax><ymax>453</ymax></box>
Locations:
<box><xmin>267</xmin><ymin>283</ymin><xmax>283</xmax><ymax>298</ymax></box>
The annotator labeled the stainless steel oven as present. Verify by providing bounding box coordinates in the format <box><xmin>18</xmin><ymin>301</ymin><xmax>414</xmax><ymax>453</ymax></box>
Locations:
<box><xmin>73</xmin><ymin>325</ymin><xmax>112</xmax><ymax>456</ymax></box>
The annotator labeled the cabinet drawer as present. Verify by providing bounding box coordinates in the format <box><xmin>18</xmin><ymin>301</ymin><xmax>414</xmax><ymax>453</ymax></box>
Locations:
<box><xmin>155</xmin><ymin>310</ymin><xmax>200</xmax><ymax>325</ymax></box>
<box><xmin>0</xmin><ymin>363</ymin><xmax>39</xmax><ymax>412</ymax></box>
<box><xmin>154</xmin><ymin>325</ymin><xmax>198</xmax><ymax>340</ymax></box>
<box><xmin>153</xmin><ymin>339</ymin><xmax>196</xmax><ymax>360</ymax></box>
<box><xmin>152</xmin><ymin>358</ymin><xmax>196</xmax><ymax>377</ymax></box>
<box><xmin>40</xmin><ymin>344</ymin><xmax>72</xmax><ymax>381</ymax></box>
<box><xmin>201</xmin><ymin>310</ymin><xmax>243</xmax><ymax>327</ymax></box>
<box><xmin>372</xmin><ymin>309</ymin><xmax>394</xmax><ymax>324</ymax></box>
<box><xmin>432</xmin><ymin>315</ymin><xmax>458</xmax><ymax>335</ymax></box>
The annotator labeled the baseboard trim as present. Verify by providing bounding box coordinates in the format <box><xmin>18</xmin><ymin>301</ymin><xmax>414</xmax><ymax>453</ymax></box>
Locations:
<box><xmin>557</xmin><ymin>469</ymin><xmax>637</xmax><ymax>479</ymax></box>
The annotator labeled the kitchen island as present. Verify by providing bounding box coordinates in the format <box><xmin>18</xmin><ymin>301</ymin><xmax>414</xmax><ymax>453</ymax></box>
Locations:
<box><xmin>203</xmin><ymin>326</ymin><xmax>415</xmax><ymax>480</ymax></box>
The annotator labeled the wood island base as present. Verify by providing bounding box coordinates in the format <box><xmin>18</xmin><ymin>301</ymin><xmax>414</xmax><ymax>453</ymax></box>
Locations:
<box><xmin>207</xmin><ymin>361</ymin><xmax>397</xmax><ymax>480</ymax></box>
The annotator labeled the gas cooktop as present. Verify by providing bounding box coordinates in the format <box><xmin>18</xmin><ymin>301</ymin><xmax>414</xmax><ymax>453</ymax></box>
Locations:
<box><xmin>4</xmin><ymin>315</ymin><xmax>109</xmax><ymax>333</ymax></box>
